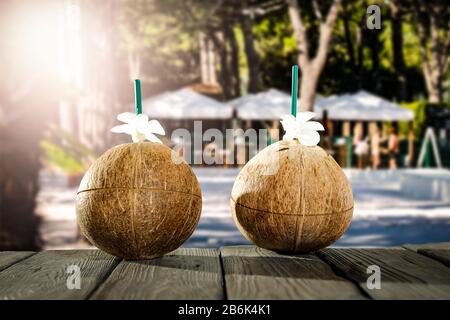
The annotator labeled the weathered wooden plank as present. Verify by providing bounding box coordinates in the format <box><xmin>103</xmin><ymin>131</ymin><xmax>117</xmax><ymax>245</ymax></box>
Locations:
<box><xmin>0</xmin><ymin>250</ymin><xmax>119</xmax><ymax>299</ymax></box>
<box><xmin>417</xmin><ymin>250</ymin><xmax>450</xmax><ymax>268</ymax></box>
<box><xmin>0</xmin><ymin>251</ymin><xmax>35</xmax><ymax>272</ymax></box>
<box><xmin>403</xmin><ymin>242</ymin><xmax>450</xmax><ymax>252</ymax></box>
<box><xmin>220</xmin><ymin>246</ymin><xmax>366</xmax><ymax>300</ymax></box>
<box><xmin>90</xmin><ymin>248</ymin><xmax>224</xmax><ymax>300</ymax></box>
<box><xmin>317</xmin><ymin>248</ymin><xmax>450</xmax><ymax>299</ymax></box>
<box><xmin>403</xmin><ymin>243</ymin><xmax>450</xmax><ymax>268</ymax></box>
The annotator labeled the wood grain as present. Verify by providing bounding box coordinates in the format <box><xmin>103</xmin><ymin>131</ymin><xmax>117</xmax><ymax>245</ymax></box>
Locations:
<box><xmin>416</xmin><ymin>250</ymin><xmax>450</xmax><ymax>268</ymax></box>
<box><xmin>0</xmin><ymin>250</ymin><xmax>119</xmax><ymax>299</ymax></box>
<box><xmin>318</xmin><ymin>248</ymin><xmax>450</xmax><ymax>299</ymax></box>
<box><xmin>90</xmin><ymin>248</ymin><xmax>223</xmax><ymax>300</ymax></box>
<box><xmin>403</xmin><ymin>242</ymin><xmax>450</xmax><ymax>252</ymax></box>
<box><xmin>0</xmin><ymin>251</ymin><xmax>35</xmax><ymax>272</ymax></box>
<box><xmin>76</xmin><ymin>142</ymin><xmax>202</xmax><ymax>260</ymax></box>
<box><xmin>221</xmin><ymin>246</ymin><xmax>366</xmax><ymax>299</ymax></box>
<box><xmin>403</xmin><ymin>242</ymin><xmax>450</xmax><ymax>268</ymax></box>
<box><xmin>231</xmin><ymin>141</ymin><xmax>353</xmax><ymax>253</ymax></box>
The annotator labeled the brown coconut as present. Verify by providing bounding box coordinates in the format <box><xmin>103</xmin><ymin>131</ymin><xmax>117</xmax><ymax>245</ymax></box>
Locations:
<box><xmin>76</xmin><ymin>142</ymin><xmax>201</xmax><ymax>260</ymax></box>
<box><xmin>230</xmin><ymin>140</ymin><xmax>353</xmax><ymax>253</ymax></box>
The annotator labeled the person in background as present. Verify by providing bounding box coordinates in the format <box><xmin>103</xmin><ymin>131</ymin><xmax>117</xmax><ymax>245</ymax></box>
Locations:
<box><xmin>353</xmin><ymin>122</ymin><xmax>365</xmax><ymax>168</ymax></box>
<box><xmin>370</xmin><ymin>123</ymin><xmax>381</xmax><ymax>169</ymax></box>
<box><xmin>388</xmin><ymin>125</ymin><xmax>400</xmax><ymax>169</ymax></box>
<box><xmin>355</xmin><ymin>137</ymin><xmax>369</xmax><ymax>168</ymax></box>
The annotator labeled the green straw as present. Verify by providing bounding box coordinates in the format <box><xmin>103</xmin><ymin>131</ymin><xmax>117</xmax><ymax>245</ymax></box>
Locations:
<box><xmin>291</xmin><ymin>65</ymin><xmax>298</xmax><ymax>117</ymax></box>
<box><xmin>134</xmin><ymin>79</ymin><xmax>142</xmax><ymax>115</ymax></box>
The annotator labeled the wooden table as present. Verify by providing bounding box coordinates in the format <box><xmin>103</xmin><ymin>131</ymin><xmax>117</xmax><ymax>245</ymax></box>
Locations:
<box><xmin>1</xmin><ymin>243</ymin><xmax>450</xmax><ymax>300</ymax></box>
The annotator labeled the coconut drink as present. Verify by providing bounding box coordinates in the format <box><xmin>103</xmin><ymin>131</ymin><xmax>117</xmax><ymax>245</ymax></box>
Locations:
<box><xmin>230</xmin><ymin>66</ymin><xmax>353</xmax><ymax>253</ymax></box>
<box><xmin>76</xmin><ymin>80</ymin><xmax>201</xmax><ymax>260</ymax></box>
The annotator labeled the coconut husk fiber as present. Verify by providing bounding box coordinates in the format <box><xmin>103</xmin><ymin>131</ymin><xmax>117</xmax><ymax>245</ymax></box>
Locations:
<box><xmin>230</xmin><ymin>140</ymin><xmax>353</xmax><ymax>253</ymax></box>
<box><xmin>76</xmin><ymin>142</ymin><xmax>201</xmax><ymax>260</ymax></box>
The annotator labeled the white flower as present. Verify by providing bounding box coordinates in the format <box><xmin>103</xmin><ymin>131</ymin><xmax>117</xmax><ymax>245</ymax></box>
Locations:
<box><xmin>280</xmin><ymin>111</ymin><xmax>324</xmax><ymax>146</ymax></box>
<box><xmin>111</xmin><ymin>112</ymin><xmax>165</xmax><ymax>143</ymax></box>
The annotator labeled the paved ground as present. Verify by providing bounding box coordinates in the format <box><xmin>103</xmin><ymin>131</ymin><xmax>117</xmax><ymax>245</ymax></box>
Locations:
<box><xmin>36</xmin><ymin>168</ymin><xmax>450</xmax><ymax>249</ymax></box>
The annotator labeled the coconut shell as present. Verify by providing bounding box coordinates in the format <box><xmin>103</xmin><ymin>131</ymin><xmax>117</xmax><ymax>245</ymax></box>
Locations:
<box><xmin>76</xmin><ymin>142</ymin><xmax>201</xmax><ymax>260</ymax></box>
<box><xmin>230</xmin><ymin>140</ymin><xmax>353</xmax><ymax>253</ymax></box>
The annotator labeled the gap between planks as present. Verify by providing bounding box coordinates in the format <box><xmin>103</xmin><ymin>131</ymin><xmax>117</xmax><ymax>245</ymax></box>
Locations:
<box><xmin>317</xmin><ymin>247</ymin><xmax>450</xmax><ymax>299</ymax></box>
<box><xmin>0</xmin><ymin>251</ymin><xmax>37</xmax><ymax>273</ymax></box>
<box><xmin>0</xmin><ymin>250</ymin><xmax>120</xmax><ymax>300</ymax></box>
<box><xmin>89</xmin><ymin>248</ymin><xmax>224</xmax><ymax>300</ymax></box>
<box><xmin>220</xmin><ymin>246</ymin><xmax>368</xmax><ymax>300</ymax></box>
<box><xmin>403</xmin><ymin>242</ymin><xmax>450</xmax><ymax>268</ymax></box>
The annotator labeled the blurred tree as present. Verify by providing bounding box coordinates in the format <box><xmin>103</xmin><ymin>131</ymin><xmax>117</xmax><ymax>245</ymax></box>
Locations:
<box><xmin>115</xmin><ymin>0</ymin><xmax>438</xmax><ymax>104</ymax></box>
<box><xmin>160</xmin><ymin>0</ymin><xmax>243</xmax><ymax>99</ymax></box>
<box><xmin>338</xmin><ymin>0</ymin><xmax>369</xmax><ymax>90</ymax></box>
<box><xmin>240</xmin><ymin>2</ymin><xmax>261</xmax><ymax>93</ymax></box>
<box><xmin>239</xmin><ymin>0</ymin><xmax>286</xmax><ymax>93</ymax></box>
<box><xmin>120</xmin><ymin>0</ymin><xmax>286</xmax><ymax>99</ymax></box>
<box><xmin>411</xmin><ymin>0</ymin><xmax>450</xmax><ymax>103</ymax></box>
<box><xmin>78</xmin><ymin>0</ymin><xmax>122</xmax><ymax>153</ymax></box>
<box><xmin>389</xmin><ymin>0</ymin><xmax>407</xmax><ymax>100</ymax></box>
<box><xmin>252</xmin><ymin>11</ymin><xmax>297</xmax><ymax>91</ymax></box>
<box><xmin>286</xmin><ymin>0</ymin><xmax>341</xmax><ymax>111</ymax></box>
<box><xmin>119</xmin><ymin>0</ymin><xmax>201</xmax><ymax>96</ymax></box>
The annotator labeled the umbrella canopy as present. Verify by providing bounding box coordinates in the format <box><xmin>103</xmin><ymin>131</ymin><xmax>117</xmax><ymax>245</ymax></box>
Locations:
<box><xmin>231</xmin><ymin>89</ymin><xmax>292</xmax><ymax>120</ymax></box>
<box><xmin>142</xmin><ymin>88</ymin><xmax>233</xmax><ymax>119</ymax></box>
<box><xmin>314</xmin><ymin>90</ymin><xmax>414</xmax><ymax>121</ymax></box>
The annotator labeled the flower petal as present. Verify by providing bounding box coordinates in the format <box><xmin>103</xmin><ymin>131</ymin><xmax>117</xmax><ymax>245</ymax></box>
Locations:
<box><xmin>296</xmin><ymin>111</ymin><xmax>316</xmax><ymax>124</ymax></box>
<box><xmin>131</xmin><ymin>131</ymin><xmax>146</xmax><ymax>143</ymax></box>
<box><xmin>281</xmin><ymin>114</ymin><xmax>296</xmax><ymax>123</ymax></box>
<box><xmin>283</xmin><ymin>132</ymin><xmax>296</xmax><ymax>141</ymax></box>
<box><xmin>135</xmin><ymin>114</ymin><xmax>149</xmax><ymax>130</ymax></box>
<box><xmin>301</xmin><ymin>121</ymin><xmax>325</xmax><ymax>132</ymax></box>
<box><xmin>298</xmin><ymin>131</ymin><xmax>320</xmax><ymax>146</ymax></box>
<box><xmin>145</xmin><ymin>132</ymin><xmax>163</xmax><ymax>144</ymax></box>
<box><xmin>280</xmin><ymin>114</ymin><xmax>296</xmax><ymax>131</ymax></box>
<box><xmin>148</xmin><ymin>120</ymin><xmax>165</xmax><ymax>135</ymax></box>
<box><xmin>112</xmin><ymin>112</ymin><xmax>166</xmax><ymax>144</ymax></box>
<box><xmin>117</xmin><ymin>112</ymin><xmax>136</xmax><ymax>124</ymax></box>
<box><xmin>111</xmin><ymin>124</ymin><xmax>132</xmax><ymax>134</ymax></box>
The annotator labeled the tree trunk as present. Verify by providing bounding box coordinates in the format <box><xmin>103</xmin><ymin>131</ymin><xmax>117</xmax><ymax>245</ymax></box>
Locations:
<box><xmin>390</xmin><ymin>0</ymin><xmax>407</xmax><ymax>100</ymax></box>
<box><xmin>224</xmin><ymin>23</ymin><xmax>241</xmax><ymax>98</ymax></box>
<box><xmin>427</xmin><ymin>82</ymin><xmax>441</xmax><ymax>103</ymax></box>
<box><xmin>286</xmin><ymin>0</ymin><xmax>341</xmax><ymax>111</ymax></box>
<box><xmin>299</xmin><ymin>67</ymin><xmax>320</xmax><ymax>111</ymax></box>
<box><xmin>414</xmin><ymin>1</ymin><xmax>450</xmax><ymax>104</ymax></box>
<box><xmin>199</xmin><ymin>33</ymin><xmax>209</xmax><ymax>84</ymax></box>
<box><xmin>341</xmin><ymin>1</ymin><xmax>355</xmax><ymax>68</ymax></box>
<box><xmin>79</xmin><ymin>0</ymin><xmax>120</xmax><ymax>153</ymax></box>
<box><xmin>356</xmin><ymin>25</ymin><xmax>364</xmax><ymax>89</ymax></box>
<box><xmin>367</xmin><ymin>30</ymin><xmax>381</xmax><ymax>93</ymax></box>
<box><xmin>208</xmin><ymin>30</ymin><xmax>232</xmax><ymax>99</ymax></box>
<box><xmin>240</xmin><ymin>12</ymin><xmax>260</xmax><ymax>93</ymax></box>
<box><xmin>199</xmin><ymin>33</ymin><xmax>217</xmax><ymax>85</ymax></box>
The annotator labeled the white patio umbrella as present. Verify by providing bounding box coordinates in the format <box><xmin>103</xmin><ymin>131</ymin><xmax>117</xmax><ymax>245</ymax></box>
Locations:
<box><xmin>314</xmin><ymin>90</ymin><xmax>414</xmax><ymax>121</ymax></box>
<box><xmin>142</xmin><ymin>88</ymin><xmax>233</xmax><ymax>119</ymax></box>
<box><xmin>231</xmin><ymin>89</ymin><xmax>292</xmax><ymax>120</ymax></box>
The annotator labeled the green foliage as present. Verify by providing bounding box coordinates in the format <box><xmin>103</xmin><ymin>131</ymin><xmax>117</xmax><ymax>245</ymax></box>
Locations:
<box><xmin>40</xmin><ymin>141</ymin><xmax>85</xmax><ymax>175</ymax></box>
<box><xmin>399</xmin><ymin>101</ymin><xmax>450</xmax><ymax>138</ymax></box>
<box><xmin>253</xmin><ymin>12</ymin><xmax>296</xmax><ymax>91</ymax></box>
<box><xmin>119</xmin><ymin>0</ymin><xmax>201</xmax><ymax>92</ymax></box>
<box><xmin>40</xmin><ymin>125</ymin><xmax>97</xmax><ymax>175</ymax></box>
<box><xmin>115</xmin><ymin>0</ymin><xmax>446</xmax><ymax>102</ymax></box>
<box><xmin>399</xmin><ymin>101</ymin><xmax>427</xmax><ymax>138</ymax></box>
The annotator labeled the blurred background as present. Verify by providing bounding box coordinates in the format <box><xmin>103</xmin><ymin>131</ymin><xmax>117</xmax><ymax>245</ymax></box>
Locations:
<box><xmin>0</xmin><ymin>0</ymin><xmax>449</xmax><ymax>251</ymax></box>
